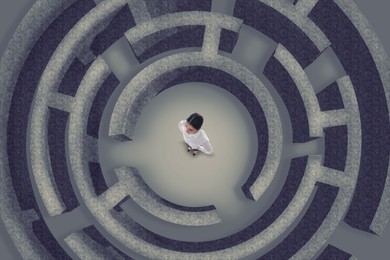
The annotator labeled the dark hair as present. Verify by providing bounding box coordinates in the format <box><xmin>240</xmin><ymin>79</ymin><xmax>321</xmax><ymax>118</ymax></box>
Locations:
<box><xmin>186</xmin><ymin>113</ymin><xmax>203</xmax><ymax>130</ymax></box>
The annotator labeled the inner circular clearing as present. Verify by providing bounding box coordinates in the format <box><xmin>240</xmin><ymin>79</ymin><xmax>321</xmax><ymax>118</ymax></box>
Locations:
<box><xmin>131</xmin><ymin>82</ymin><xmax>258</xmax><ymax>207</ymax></box>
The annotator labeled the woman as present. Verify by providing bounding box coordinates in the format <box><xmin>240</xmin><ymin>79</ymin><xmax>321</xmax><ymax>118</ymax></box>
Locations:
<box><xmin>178</xmin><ymin>113</ymin><xmax>213</xmax><ymax>156</ymax></box>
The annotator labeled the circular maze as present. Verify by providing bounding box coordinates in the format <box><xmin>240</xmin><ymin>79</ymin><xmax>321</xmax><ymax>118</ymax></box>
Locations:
<box><xmin>1</xmin><ymin>0</ymin><xmax>390</xmax><ymax>259</ymax></box>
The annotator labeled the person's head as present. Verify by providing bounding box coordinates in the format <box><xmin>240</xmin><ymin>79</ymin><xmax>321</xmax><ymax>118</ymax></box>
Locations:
<box><xmin>185</xmin><ymin>113</ymin><xmax>203</xmax><ymax>134</ymax></box>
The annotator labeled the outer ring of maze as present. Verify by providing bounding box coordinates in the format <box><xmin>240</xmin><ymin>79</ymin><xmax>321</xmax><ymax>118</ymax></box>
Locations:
<box><xmin>9</xmin><ymin>2</ymin><xmax>282</xmax><ymax>258</ymax></box>
<box><xmin>28</xmin><ymin>0</ymin><xmax>131</xmax><ymax>216</ymax></box>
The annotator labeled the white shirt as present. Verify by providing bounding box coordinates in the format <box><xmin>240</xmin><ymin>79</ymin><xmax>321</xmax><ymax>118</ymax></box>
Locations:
<box><xmin>178</xmin><ymin>120</ymin><xmax>213</xmax><ymax>154</ymax></box>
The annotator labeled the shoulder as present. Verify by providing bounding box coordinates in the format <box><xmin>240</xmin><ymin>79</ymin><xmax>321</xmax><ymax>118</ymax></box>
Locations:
<box><xmin>178</xmin><ymin>120</ymin><xmax>186</xmax><ymax>131</ymax></box>
<box><xmin>178</xmin><ymin>120</ymin><xmax>186</xmax><ymax>127</ymax></box>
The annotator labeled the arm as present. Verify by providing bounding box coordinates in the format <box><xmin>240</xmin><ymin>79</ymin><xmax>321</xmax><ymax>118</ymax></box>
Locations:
<box><xmin>199</xmin><ymin>140</ymin><xmax>213</xmax><ymax>155</ymax></box>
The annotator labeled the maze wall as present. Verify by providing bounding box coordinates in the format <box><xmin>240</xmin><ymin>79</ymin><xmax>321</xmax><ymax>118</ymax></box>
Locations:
<box><xmin>1</xmin><ymin>0</ymin><xmax>390</xmax><ymax>259</ymax></box>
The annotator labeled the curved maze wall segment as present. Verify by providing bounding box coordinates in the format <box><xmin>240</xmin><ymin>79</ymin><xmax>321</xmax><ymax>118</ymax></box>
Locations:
<box><xmin>0</xmin><ymin>0</ymin><xmax>389</xmax><ymax>259</ymax></box>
